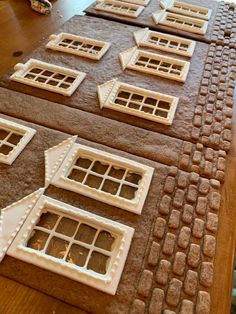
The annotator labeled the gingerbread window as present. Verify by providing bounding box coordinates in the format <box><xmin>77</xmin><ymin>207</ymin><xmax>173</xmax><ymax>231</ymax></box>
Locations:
<box><xmin>134</xmin><ymin>28</ymin><xmax>196</xmax><ymax>57</ymax></box>
<box><xmin>7</xmin><ymin>195</ymin><xmax>134</xmax><ymax>295</ymax></box>
<box><xmin>98</xmin><ymin>79</ymin><xmax>179</xmax><ymax>125</ymax></box>
<box><xmin>46</xmin><ymin>33</ymin><xmax>111</xmax><ymax>61</ymax></box>
<box><xmin>120</xmin><ymin>47</ymin><xmax>190</xmax><ymax>82</ymax></box>
<box><xmin>95</xmin><ymin>0</ymin><xmax>144</xmax><ymax>18</ymax></box>
<box><xmin>152</xmin><ymin>11</ymin><xmax>208</xmax><ymax>35</ymax></box>
<box><xmin>0</xmin><ymin>117</ymin><xmax>36</xmax><ymax>165</ymax></box>
<box><xmin>45</xmin><ymin>138</ymin><xmax>154</xmax><ymax>215</ymax></box>
<box><xmin>10</xmin><ymin>59</ymin><xmax>86</xmax><ymax>96</ymax></box>
<box><xmin>160</xmin><ymin>0</ymin><xmax>211</xmax><ymax>20</ymax></box>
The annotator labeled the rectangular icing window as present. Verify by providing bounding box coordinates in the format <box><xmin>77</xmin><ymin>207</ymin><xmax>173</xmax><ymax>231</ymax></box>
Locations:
<box><xmin>98</xmin><ymin>79</ymin><xmax>179</xmax><ymax>125</ymax></box>
<box><xmin>152</xmin><ymin>11</ymin><xmax>208</xmax><ymax>35</ymax></box>
<box><xmin>120</xmin><ymin>47</ymin><xmax>190</xmax><ymax>82</ymax></box>
<box><xmin>134</xmin><ymin>28</ymin><xmax>196</xmax><ymax>57</ymax></box>
<box><xmin>0</xmin><ymin>117</ymin><xmax>36</xmax><ymax>165</ymax></box>
<box><xmin>161</xmin><ymin>0</ymin><xmax>211</xmax><ymax>20</ymax></box>
<box><xmin>48</xmin><ymin>142</ymin><xmax>154</xmax><ymax>214</ymax></box>
<box><xmin>7</xmin><ymin>196</ymin><xmax>134</xmax><ymax>295</ymax></box>
<box><xmin>95</xmin><ymin>0</ymin><xmax>144</xmax><ymax>18</ymax></box>
<box><xmin>10</xmin><ymin>59</ymin><xmax>86</xmax><ymax>96</ymax></box>
<box><xmin>46</xmin><ymin>33</ymin><xmax>111</xmax><ymax>60</ymax></box>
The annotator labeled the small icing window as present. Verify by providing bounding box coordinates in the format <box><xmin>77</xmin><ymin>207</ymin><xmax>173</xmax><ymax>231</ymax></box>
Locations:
<box><xmin>0</xmin><ymin>117</ymin><xmax>36</xmax><ymax>165</ymax></box>
<box><xmin>46</xmin><ymin>33</ymin><xmax>111</xmax><ymax>60</ymax></box>
<box><xmin>10</xmin><ymin>59</ymin><xmax>86</xmax><ymax>96</ymax></box>
<box><xmin>160</xmin><ymin>0</ymin><xmax>211</xmax><ymax>20</ymax></box>
<box><xmin>134</xmin><ymin>28</ymin><xmax>196</xmax><ymax>57</ymax></box>
<box><xmin>7</xmin><ymin>195</ymin><xmax>134</xmax><ymax>295</ymax></box>
<box><xmin>98</xmin><ymin>79</ymin><xmax>179</xmax><ymax>125</ymax></box>
<box><xmin>46</xmin><ymin>140</ymin><xmax>154</xmax><ymax>214</ymax></box>
<box><xmin>120</xmin><ymin>47</ymin><xmax>190</xmax><ymax>82</ymax></box>
<box><xmin>95</xmin><ymin>0</ymin><xmax>144</xmax><ymax>18</ymax></box>
<box><xmin>152</xmin><ymin>11</ymin><xmax>208</xmax><ymax>35</ymax></box>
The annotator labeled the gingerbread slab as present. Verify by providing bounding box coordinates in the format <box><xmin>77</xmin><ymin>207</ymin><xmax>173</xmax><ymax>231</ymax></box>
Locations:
<box><xmin>0</xmin><ymin>15</ymin><xmax>235</xmax><ymax>152</ymax></box>
<box><xmin>0</xmin><ymin>90</ymin><xmax>228</xmax><ymax>183</ymax></box>
<box><xmin>0</xmin><ymin>114</ymin><xmax>222</xmax><ymax>313</ymax></box>
<box><xmin>85</xmin><ymin>0</ymin><xmax>236</xmax><ymax>45</ymax></box>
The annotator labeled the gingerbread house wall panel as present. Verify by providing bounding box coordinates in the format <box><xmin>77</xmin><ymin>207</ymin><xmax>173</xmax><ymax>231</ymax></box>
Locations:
<box><xmin>0</xmin><ymin>91</ymin><xmax>228</xmax><ymax>183</ymax></box>
<box><xmin>85</xmin><ymin>0</ymin><xmax>220</xmax><ymax>43</ymax></box>
<box><xmin>0</xmin><ymin>15</ymin><xmax>210</xmax><ymax>145</ymax></box>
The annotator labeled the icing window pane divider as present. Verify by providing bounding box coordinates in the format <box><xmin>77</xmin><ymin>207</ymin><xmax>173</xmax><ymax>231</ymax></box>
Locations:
<box><xmin>152</xmin><ymin>10</ymin><xmax>208</xmax><ymax>35</ymax></box>
<box><xmin>0</xmin><ymin>117</ymin><xmax>36</xmax><ymax>165</ymax></box>
<box><xmin>45</xmin><ymin>139</ymin><xmax>154</xmax><ymax>215</ymax></box>
<box><xmin>46</xmin><ymin>33</ymin><xmax>111</xmax><ymax>61</ymax></box>
<box><xmin>133</xmin><ymin>28</ymin><xmax>196</xmax><ymax>57</ymax></box>
<box><xmin>10</xmin><ymin>59</ymin><xmax>86</xmax><ymax>96</ymax></box>
<box><xmin>98</xmin><ymin>79</ymin><xmax>179</xmax><ymax>125</ymax></box>
<box><xmin>95</xmin><ymin>0</ymin><xmax>144</xmax><ymax>18</ymax></box>
<box><xmin>119</xmin><ymin>47</ymin><xmax>190</xmax><ymax>82</ymax></box>
<box><xmin>7</xmin><ymin>195</ymin><xmax>134</xmax><ymax>295</ymax></box>
<box><xmin>160</xmin><ymin>0</ymin><xmax>211</xmax><ymax>20</ymax></box>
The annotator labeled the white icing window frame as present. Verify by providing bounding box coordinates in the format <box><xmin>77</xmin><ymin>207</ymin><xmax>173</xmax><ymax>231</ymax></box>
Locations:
<box><xmin>160</xmin><ymin>0</ymin><xmax>211</xmax><ymax>21</ymax></box>
<box><xmin>152</xmin><ymin>10</ymin><xmax>208</xmax><ymax>35</ymax></box>
<box><xmin>10</xmin><ymin>59</ymin><xmax>86</xmax><ymax>96</ymax></box>
<box><xmin>46</xmin><ymin>33</ymin><xmax>111</xmax><ymax>61</ymax></box>
<box><xmin>133</xmin><ymin>28</ymin><xmax>196</xmax><ymax>57</ymax></box>
<box><xmin>121</xmin><ymin>0</ymin><xmax>150</xmax><ymax>7</ymax></box>
<box><xmin>98</xmin><ymin>79</ymin><xmax>179</xmax><ymax>125</ymax></box>
<box><xmin>119</xmin><ymin>47</ymin><xmax>190</xmax><ymax>82</ymax></box>
<box><xmin>7</xmin><ymin>195</ymin><xmax>134</xmax><ymax>295</ymax></box>
<box><xmin>95</xmin><ymin>0</ymin><xmax>144</xmax><ymax>18</ymax></box>
<box><xmin>0</xmin><ymin>117</ymin><xmax>36</xmax><ymax>165</ymax></box>
<box><xmin>45</xmin><ymin>137</ymin><xmax>154</xmax><ymax>215</ymax></box>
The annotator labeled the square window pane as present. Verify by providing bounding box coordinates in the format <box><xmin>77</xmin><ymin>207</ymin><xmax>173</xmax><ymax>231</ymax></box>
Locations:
<box><xmin>68</xmin><ymin>168</ymin><xmax>86</xmax><ymax>183</ymax></box>
<box><xmin>75</xmin><ymin>157</ymin><xmax>92</xmax><ymax>169</ymax></box>
<box><xmin>56</xmin><ymin>217</ymin><xmax>78</xmax><ymax>237</ymax></box>
<box><xmin>125</xmin><ymin>172</ymin><xmax>142</xmax><ymax>184</ymax></box>
<box><xmin>46</xmin><ymin>237</ymin><xmax>69</xmax><ymax>259</ymax></box>
<box><xmin>75</xmin><ymin>223</ymin><xmax>97</xmax><ymax>244</ymax></box>
<box><xmin>95</xmin><ymin>231</ymin><xmax>116</xmax><ymax>251</ymax></box>
<box><xmin>7</xmin><ymin>133</ymin><xmax>23</xmax><ymax>145</ymax></box>
<box><xmin>120</xmin><ymin>184</ymin><xmax>138</xmax><ymax>200</ymax></box>
<box><xmin>108</xmin><ymin>166</ymin><xmax>125</xmax><ymax>180</ymax></box>
<box><xmin>102</xmin><ymin>179</ymin><xmax>120</xmax><ymax>195</ymax></box>
<box><xmin>27</xmin><ymin>230</ymin><xmax>49</xmax><ymax>251</ymax></box>
<box><xmin>91</xmin><ymin>161</ymin><xmax>109</xmax><ymax>175</ymax></box>
<box><xmin>0</xmin><ymin>144</ymin><xmax>13</xmax><ymax>155</ymax></box>
<box><xmin>37</xmin><ymin>212</ymin><xmax>59</xmax><ymax>230</ymax></box>
<box><xmin>66</xmin><ymin>244</ymin><xmax>89</xmax><ymax>267</ymax></box>
<box><xmin>87</xmin><ymin>251</ymin><xmax>109</xmax><ymax>274</ymax></box>
<box><xmin>85</xmin><ymin>174</ymin><xmax>103</xmax><ymax>189</ymax></box>
<box><xmin>0</xmin><ymin>129</ymin><xmax>9</xmax><ymax>140</ymax></box>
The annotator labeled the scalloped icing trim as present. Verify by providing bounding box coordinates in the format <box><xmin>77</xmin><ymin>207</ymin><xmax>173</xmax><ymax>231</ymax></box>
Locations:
<box><xmin>44</xmin><ymin>135</ymin><xmax>77</xmax><ymax>187</ymax></box>
<box><xmin>0</xmin><ymin>188</ymin><xmax>44</xmax><ymax>262</ymax></box>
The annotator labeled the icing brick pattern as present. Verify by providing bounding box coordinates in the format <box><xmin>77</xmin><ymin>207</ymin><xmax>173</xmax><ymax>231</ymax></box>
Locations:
<box><xmin>130</xmin><ymin>167</ymin><xmax>221</xmax><ymax>313</ymax></box>
<box><xmin>211</xmin><ymin>2</ymin><xmax>236</xmax><ymax>48</ymax></box>
<box><xmin>191</xmin><ymin>43</ymin><xmax>236</xmax><ymax>152</ymax></box>
<box><xmin>178</xmin><ymin>141</ymin><xmax>227</xmax><ymax>182</ymax></box>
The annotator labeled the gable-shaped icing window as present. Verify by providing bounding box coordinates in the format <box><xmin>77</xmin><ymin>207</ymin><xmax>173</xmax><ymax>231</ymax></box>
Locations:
<box><xmin>95</xmin><ymin>0</ymin><xmax>144</xmax><ymax>18</ymax></box>
<box><xmin>134</xmin><ymin>28</ymin><xmax>196</xmax><ymax>57</ymax></box>
<box><xmin>119</xmin><ymin>47</ymin><xmax>190</xmax><ymax>82</ymax></box>
<box><xmin>46</xmin><ymin>139</ymin><xmax>154</xmax><ymax>215</ymax></box>
<box><xmin>0</xmin><ymin>117</ymin><xmax>36</xmax><ymax>165</ymax></box>
<box><xmin>7</xmin><ymin>195</ymin><xmax>134</xmax><ymax>295</ymax></box>
<box><xmin>160</xmin><ymin>0</ymin><xmax>211</xmax><ymax>20</ymax></box>
<box><xmin>152</xmin><ymin>11</ymin><xmax>208</xmax><ymax>35</ymax></box>
<box><xmin>10</xmin><ymin>59</ymin><xmax>86</xmax><ymax>96</ymax></box>
<box><xmin>98</xmin><ymin>79</ymin><xmax>179</xmax><ymax>125</ymax></box>
<box><xmin>46</xmin><ymin>33</ymin><xmax>111</xmax><ymax>61</ymax></box>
